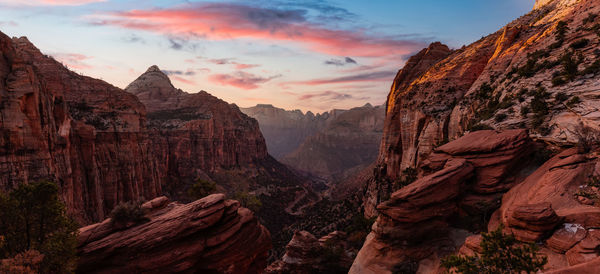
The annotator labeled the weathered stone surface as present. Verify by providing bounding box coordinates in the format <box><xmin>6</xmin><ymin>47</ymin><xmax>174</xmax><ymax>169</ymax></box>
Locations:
<box><xmin>565</xmin><ymin>230</ymin><xmax>600</xmax><ymax>266</ymax></box>
<box><xmin>546</xmin><ymin>224</ymin><xmax>588</xmax><ymax>253</ymax></box>
<box><xmin>0</xmin><ymin>31</ymin><xmax>161</xmax><ymax>223</ymax></box>
<box><xmin>507</xmin><ymin>203</ymin><xmax>562</xmax><ymax>242</ymax></box>
<box><xmin>545</xmin><ymin>256</ymin><xmax>600</xmax><ymax>274</ymax></box>
<box><xmin>266</xmin><ymin>230</ymin><xmax>352</xmax><ymax>274</ymax></box>
<box><xmin>499</xmin><ymin>149</ymin><xmax>600</xmax><ymax>239</ymax></box>
<box><xmin>77</xmin><ymin>194</ymin><xmax>271</xmax><ymax>274</ymax></box>
<box><xmin>350</xmin><ymin>159</ymin><xmax>474</xmax><ymax>273</ymax></box>
<box><xmin>126</xmin><ymin>66</ymin><xmax>268</xmax><ymax>180</ymax></box>
<box><xmin>364</xmin><ymin>0</ymin><xmax>600</xmax><ymax>218</ymax></box>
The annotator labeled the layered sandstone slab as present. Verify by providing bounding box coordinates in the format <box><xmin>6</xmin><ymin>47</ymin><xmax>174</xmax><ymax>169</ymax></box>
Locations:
<box><xmin>266</xmin><ymin>230</ymin><xmax>352</xmax><ymax>274</ymax></box>
<box><xmin>77</xmin><ymin>194</ymin><xmax>271</xmax><ymax>274</ymax></box>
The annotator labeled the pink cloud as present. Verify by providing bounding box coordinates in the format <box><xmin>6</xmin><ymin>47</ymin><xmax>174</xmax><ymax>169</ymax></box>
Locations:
<box><xmin>51</xmin><ymin>53</ymin><xmax>93</xmax><ymax>70</ymax></box>
<box><xmin>92</xmin><ymin>3</ymin><xmax>424</xmax><ymax>57</ymax></box>
<box><xmin>203</xmin><ymin>58</ymin><xmax>260</xmax><ymax>70</ymax></box>
<box><xmin>286</xmin><ymin>70</ymin><xmax>396</xmax><ymax>86</ymax></box>
<box><xmin>171</xmin><ymin>76</ymin><xmax>196</xmax><ymax>85</ymax></box>
<box><xmin>208</xmin><ymin>71</ymin><xmax>280</xmax><ymax>90</ymax></box>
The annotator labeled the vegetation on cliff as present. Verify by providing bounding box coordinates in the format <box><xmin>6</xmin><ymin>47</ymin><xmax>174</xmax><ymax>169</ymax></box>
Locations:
<box><xmin>0</xmin><ymin>181</ymin><xmax>78</xmax><ymax>273</ymax></box>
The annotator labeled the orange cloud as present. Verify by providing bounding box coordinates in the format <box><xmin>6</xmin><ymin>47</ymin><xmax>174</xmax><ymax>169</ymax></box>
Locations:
<box><xmin>92</xmin><ymin>3</ymin><xmax>424</xmax><ymax>57</ymax></box>
<box><xmin>208</xmin><ymin>71</ymin><xmax>280</xmax><ymax>90</ymax></box>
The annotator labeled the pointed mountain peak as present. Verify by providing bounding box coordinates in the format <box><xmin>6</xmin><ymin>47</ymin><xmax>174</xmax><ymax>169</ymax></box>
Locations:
<box><xmin>146</xmin><ymin>65</ymin><xmax>162</xmax><ymax>73</ymax></box>
<box><xmin>125</xmin><ymin>65</ymin><xmax>184</xmax><ymax>100</ymax></box>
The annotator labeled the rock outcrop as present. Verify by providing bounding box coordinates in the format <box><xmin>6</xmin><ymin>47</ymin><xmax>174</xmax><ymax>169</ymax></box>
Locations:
<box><xmin>77</xmin><ymin>194</ymin><xmax>271</xmax><ymax>273</ymax></box>
<box><xmin>365</xmin><ymin>0</ymin><xmax>600</xmax><ymax>218</ymax></box>
<box><xmin>352</xmin><ymin>129</ymin><xmax>535</xmax><ymax>273</ymax></box>
<box><xmin>126</xmin><ymin>66</ymin><xmax>268</xmax><ymax>180</ymax></box>
<box><xmin>266</xmin><ymin>230</ymin><xmax>353</xmax><ymax>274</ymax></box>
<box><xmin>0</xmin><ymin>31</ymin><xmax>160</xmax><ymax>223</ymax></box>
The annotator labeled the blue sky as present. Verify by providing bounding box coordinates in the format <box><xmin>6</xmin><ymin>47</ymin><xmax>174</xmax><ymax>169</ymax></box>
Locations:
<box><xmin>0</xmin><ymin>0</ymin><xmax>533</xmax><ymax>112</ymax></box>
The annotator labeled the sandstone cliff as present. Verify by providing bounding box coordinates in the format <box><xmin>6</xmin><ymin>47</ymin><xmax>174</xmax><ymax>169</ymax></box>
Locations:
<box><xmin>125</xmin><ymin>66</ymin><xmax>268</xmax><ymax>191</ymax></box>
<box><xmin>243</xmin><ymin>104</ymin><xmax>385</xmax><ymax>181</ymax></box>
<box><xmin>282</xmin><ymin>104</ymin><xmax>385</xmax><ymax>181</ymax></box>
<box><xmin>0</xmin><ymin>31</ymin><xmax>161</xmax><ymax>223</ymax></box>
<box><xmin>352</xmin><ymin>130</ymin><xmax>535</xmax><ymax>273</ymax></box>
<box><xmin>240</xmin><ymin>104</ymin><xmax>329</xmax><ymax>159</ymax></box>
<box><xmin>365</xmin><ymin>0</ymin><xmax>600</xmax><ymax>217</ymax></box>
<box><xmin>77</xmin><ymin>194</ymin><xmax>271</xmax><ymax>273</ymax></box>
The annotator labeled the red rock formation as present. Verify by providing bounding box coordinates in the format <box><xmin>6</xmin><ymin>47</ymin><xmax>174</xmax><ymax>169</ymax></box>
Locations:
<box><xmin>0</xmin><ymin>31</ymin><xmax>161</xmax><ymax>223</ymax></box>
<box><xmin>352</xmin><ymin>129</ymin><xmax>535</xmax><ymax>273</ymax></box>
<box><xmin>266</xmin><ymin>230</ymin><xmax>352</xmax><ymax>274</ymax></box>
<box><xmin>365</xmin><ymin>0</ymin><xmax>600</xmax><ymax>218</ymax></box>
<box><xmin>126</xmin><ymin>66</ymin><xmax>268</xmax><ymax>179</ymax></box>
<box><xmin>77</xmin><ymin>194</ymin><xmax>271</xmax><ymax>273</ymax></box>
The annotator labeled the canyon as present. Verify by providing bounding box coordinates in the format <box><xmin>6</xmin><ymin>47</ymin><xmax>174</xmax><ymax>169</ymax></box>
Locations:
<box><xmin>242</xmin><ymin>103</ymin><xmax>385</xmax><ymax>181</ymax></box>
<box><xmin>1</xmin><ymin>0</ymin><xmax>600</xmax><ymax>273</ymax></box>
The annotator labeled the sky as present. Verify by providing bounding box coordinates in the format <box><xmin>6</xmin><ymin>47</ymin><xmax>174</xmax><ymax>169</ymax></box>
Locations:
<box><xmin>0</xmin><ymin>0</ymin><xmax>533</xmax><ymax>113</ymax></box>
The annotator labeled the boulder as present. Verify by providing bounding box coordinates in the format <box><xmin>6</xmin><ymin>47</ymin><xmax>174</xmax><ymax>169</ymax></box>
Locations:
<box><xmin>77</xmin><ymin>194</ymin><xmax>271</xmax><ymax>274</ymax></box>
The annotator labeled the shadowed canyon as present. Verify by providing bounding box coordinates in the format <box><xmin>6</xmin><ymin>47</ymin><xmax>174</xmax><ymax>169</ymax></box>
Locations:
<box><xmin>1</xmin><ymin>0</ymin><xmax>600</xmax><ymax>273</ymax></box>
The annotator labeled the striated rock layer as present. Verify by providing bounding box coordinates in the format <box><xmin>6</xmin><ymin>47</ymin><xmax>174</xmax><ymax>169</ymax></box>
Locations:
<box><xmin>0</xmin><ymin>31</ymin><xmax>160</xmax><ymax>223</ymax></box>
<box><xmin>125</xmin><ymin>66</ymin><xmax>269</xmax><ymax>189</ymax></box>
<box><xmin>77</xmin><ymin>194</ymin><xmax>271</xmax><ymax>274</ymax></box>
<box><xmin>365</xmin><ymin>0</ymin><xmax>600</xmax><ymax>217</ymax></box>
<box><xmin>352</xmin><ymin>130</ymin><xmax>534</xmax><ymax>273</ymax></box>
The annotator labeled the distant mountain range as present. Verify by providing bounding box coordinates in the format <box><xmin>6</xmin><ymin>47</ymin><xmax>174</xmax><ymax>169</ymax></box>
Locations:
<box><xmin>242</xmin><ymin>103</ymin><xmax>385</xmax><ymax>181</ymax></box>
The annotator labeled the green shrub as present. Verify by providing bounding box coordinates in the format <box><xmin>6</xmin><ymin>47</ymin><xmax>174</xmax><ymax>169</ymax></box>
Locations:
<box><xmin>555</xmin><ymin>92</ymin><xmax>569</xmax><ymax>102</ymax></box>
<box><xmin>441</xmin><ymin>226</ymin><xmax>547</xmax><ymax>274</ymax></box>
<box><xmin>109</xmin><ymin>200</ymin><xmax>148</xmax><ymax>228</ymax></box>
<box><xmin>552</xmin><ymin>76</ymin><xmax>566</xmax><ymax>86</ymax></box>
<box><xmin>520</xmin><ymin>106</ymin><xmax>530</xmax><ymax>117</ymax></box>
<box><xmin>581</xmin><ymin>59</ymin><xmax>600</xmax><ymax>75</ymax></box>
<box><xmin>187</xmin><ymin>179</ymin><xmax>217</xmax><ymax>200</ymax></box>
<box><xmin>549</xmin><ymin>21</ymin><xmax>569</xmax><ymax>49</ymax></box>
<box><xmin>494</xmin><ymin>113</ymin><xmax>508</xmax><ymax>122</ymax></box>
<box><xmin>570</xmin><ymin>39</ymin><xmax>590</xmax><ymax>49</ymax></box>
<box><xmin>566</xmin><ymin>96</ymin><xmax>581</xmax><ymax>108</ymax></box>
<box><xmin>0</xmin><ymin>181</ymin><xmax>78</xmax><ymax>273</ymax></box>
<box><xmin>468</xmin><ymin>123</ymin><xmax>494</xmax><ymax>131</ymax></box>
<box><xmin>561</xmin><ymin>50</ymin><xmax>580</xmax><ymax>80</ymax></box>
<box><xmin>583</xmin><ymin>13</ymin><xmax>598</xmax><ymax>24</ymax></box>
<box><xmin>232</xmin><ymin>191</ymin><xmax>262</xmax><ymax>213</ymax></box>
<box><xmin>476</xmin><ymin>83</ymin><xmax>494</xmax><ymax>100</ymax></box>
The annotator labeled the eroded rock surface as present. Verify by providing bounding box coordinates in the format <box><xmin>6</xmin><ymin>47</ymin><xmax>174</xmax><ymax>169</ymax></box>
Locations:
<box><xmin>364</xmin><ymin>0</ymin><xmax>600</xmax><ymax>218</ymax></box>
<box><xmin>77</xmin><ymin>194</ymin><xmax>271</xmax><ymax>274</ymax></box>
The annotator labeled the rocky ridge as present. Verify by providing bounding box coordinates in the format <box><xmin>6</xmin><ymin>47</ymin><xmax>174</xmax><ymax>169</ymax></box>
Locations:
<box><xmin>0</xmin><ymin>31</ymin><xmax>160</xmax><ymax>223</ymax></box>
<box><xmin>365</xmin><ymin>0</ymin><xmax>600</xmax><ymax>218</ymax></box>
<box><xmin>77</xmin><ymin>194</ymin><xmax>271</xmax><ymax>273</ymax></box>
